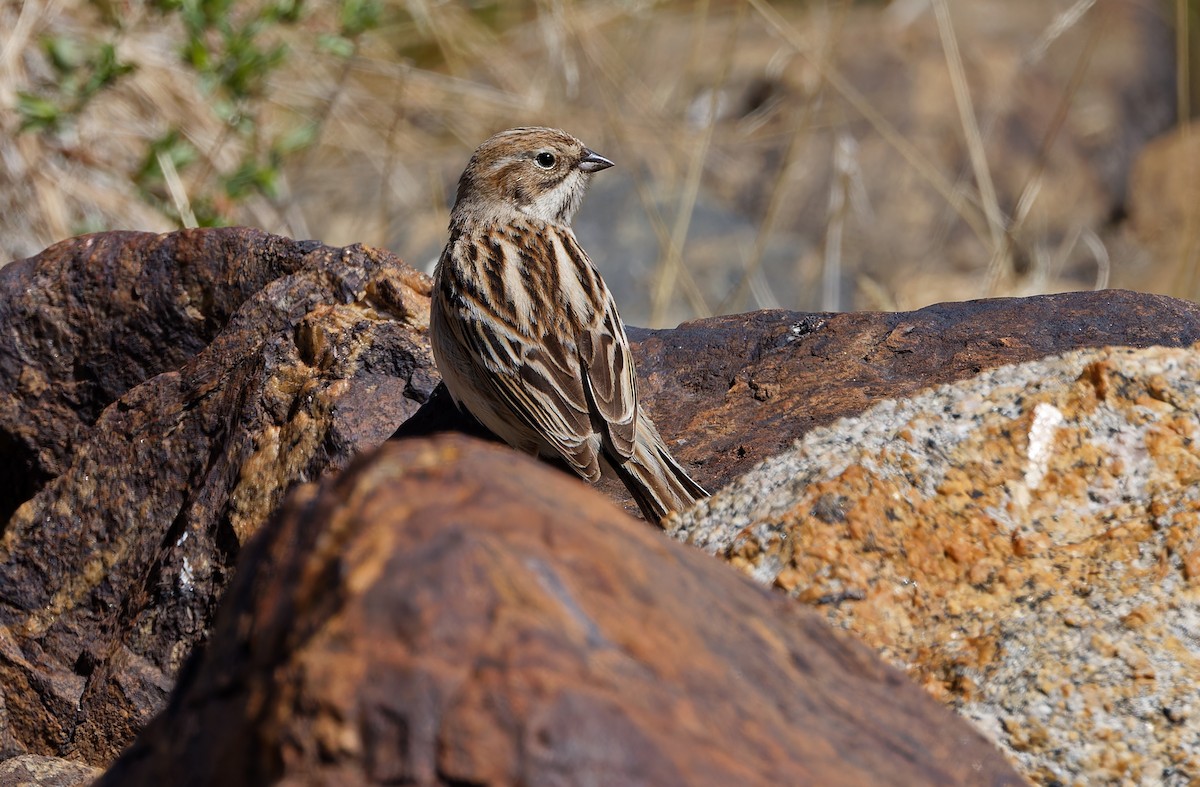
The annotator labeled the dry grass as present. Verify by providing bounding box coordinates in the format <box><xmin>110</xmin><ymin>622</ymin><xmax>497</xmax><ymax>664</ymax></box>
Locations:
<box><xmin>1</xmin><ymin>0</ymin><xmax>1197</xmax><ymax>326</ymax></box>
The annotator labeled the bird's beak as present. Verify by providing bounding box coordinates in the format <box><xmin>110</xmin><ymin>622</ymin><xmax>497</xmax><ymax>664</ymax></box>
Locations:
<box><xmin>578</xmin><ymin>149</ymin><xmax>614</xmax><ymax>173</ymax></box>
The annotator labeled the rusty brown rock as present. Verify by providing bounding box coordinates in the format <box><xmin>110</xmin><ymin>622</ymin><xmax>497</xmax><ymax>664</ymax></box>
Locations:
<box><xmin>96</xmin><ymin>435</ymin><xmax>1023</xmax><ymax>787</ymax></box>
<box><xmin>637</xmin><ymin>289</ymin><xmax>1200</xmax><ymax>487</ymax></box>
<box><xmin>0</xmin><ymin>229</ymin><xmax>434</xmax><ymax>764</ymax></box>
<box><xmin>404</xmin><ymin>289</ymin><xmax>1200</xmax><ymax>518</ymax></box>
<box><xmin>0</xmin><ymin>229</ymin><xmax>325</xmax><ymax>522</ymax></box>
<box><xmin>4</xmin><ymin>228</ymin><xmax>1197</xmax><ymax>775</ymax></box>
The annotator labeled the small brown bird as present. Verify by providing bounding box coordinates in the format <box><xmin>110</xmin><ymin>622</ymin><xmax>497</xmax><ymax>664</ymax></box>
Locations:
<box><xmin>430</xmin><ymin>126</ymin><xmax>708</xmax><ymax>523</ymax></box>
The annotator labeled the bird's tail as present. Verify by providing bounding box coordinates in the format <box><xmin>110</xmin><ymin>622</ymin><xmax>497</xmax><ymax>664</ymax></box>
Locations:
<box><xmin>609</xmin><ymin>417</ymin><xmax>709</xmax><ymax>525</ymax></box>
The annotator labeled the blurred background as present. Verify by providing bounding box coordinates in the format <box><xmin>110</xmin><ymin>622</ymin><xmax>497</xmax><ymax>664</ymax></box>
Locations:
<box><xmin>1</xmin><ymin>0</ymin><xmax>1197</xmax><ymax>327</ymax></box>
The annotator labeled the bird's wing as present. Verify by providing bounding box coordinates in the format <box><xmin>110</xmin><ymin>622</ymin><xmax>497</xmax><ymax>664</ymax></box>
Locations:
<box><xmin>578</xmin><ymin>287</ymin><xmax>637</xmax><ymax>461</ymax></box>
<box><xmin>441</xmin><ymin>226</ymin><xmax>637</xmax><ymax>478</ymax></box>
<box><xmin>440</xmin><ymin>229</ymin><xmax>603</xmax><ymax>480</ymax></box>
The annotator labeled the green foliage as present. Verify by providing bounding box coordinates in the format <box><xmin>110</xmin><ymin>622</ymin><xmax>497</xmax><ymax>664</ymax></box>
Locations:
<box><xmin>161</xmin><ymin>0</ymin><xmax>292</xmax><ymax>99</ymax></box>
<box><xmin>15</xmin><ymin>93</ymin><xmax>62</xmax><ymax>132</ymax></box>
<box><xmin>16</xmin><ymin>38</ymin><xmax>134</xmax><ymax>131</ymax></box>
<box><xmin>136</xmin><ymin>130</ymin><xmax>198</xmax><ymax>185</ymax></box>
<box><xmin>317</xmin><ymin>0</ymin><xmax>381</xmax><ymax>56</ymax></box>
<box><xmin>20</xmin><ymin>0</ymin><xmax>383</xmax><ymax>229</ymax></box>
<box><xmin>339</xmin><ymin>0</ymin><xmax>382</xmax><ymax>37</ymax></box>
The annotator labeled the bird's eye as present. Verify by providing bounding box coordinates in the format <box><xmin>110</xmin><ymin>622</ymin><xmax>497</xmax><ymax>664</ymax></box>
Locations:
<box><xmin>535</xmin><ymin>151</ymin><xmax>556</xmax><ymax>169</ymax></box>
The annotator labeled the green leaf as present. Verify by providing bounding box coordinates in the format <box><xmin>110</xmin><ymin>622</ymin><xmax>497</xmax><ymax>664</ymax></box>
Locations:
<box><xmin>16</xmin><ymin>92</ymin><xmax>62</xmax><ymax>131</ymax></box>
<box><xmin>44</xmin><ymin>35</ymin><xmax>83</xmax><ymax>73</ymax></box>
<box><xmin>340</xmin><ymin>0</ymin><xmax>381</xmax><ymax>37</ymax></box>
<box><xmin>136</xmin><ymin>130</ymin><xmax>198</xmax><ymax>185</ymax></box>
<box><xmin>191</xmin><ymin>197</ymin><xmax>228</xmax><ymax>227</ymax></box>
<box><xmin>78</xmin><ymin>43</ymin><xmax>136</xmax><ymax>101</ymax></box>
<box><xmin>224</xmin><ymin>157</ymin><xmax>278</xmax><ymax>199</ymax></box>
<box><xmin>219</xmin><ymin>31</ymin><xmax>286</xmax><ymax>98</ymax></box>
<box><xmin>276</xmin><ymin>122</ymin><xmax>317</xmax><ymax>155</ymax></box>
<box><xmin>182</xmin><ymin>35</ymin><xmax>211</xmax><ymax>70</ymax></box>
<box><xmin>268</xmin><ymin>0</ymin><xmax>304</xmax><ymax>23</ymax></box>
<box><xmin>317</xmin><ymin>33</ymin><xmax>354</xmax><ymax>58</ymax></box>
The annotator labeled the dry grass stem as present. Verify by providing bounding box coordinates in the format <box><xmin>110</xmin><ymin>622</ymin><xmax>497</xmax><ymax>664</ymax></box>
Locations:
<box><xmin>1178</xmin><ymin>0</ymin><xmax>1191</xmax><ymax>123</ymax></box>
<box><xmin>748</xmin><ymin>0</ymin><xmax>992</xmax><ymax>247</ymax></box>
<box><xmin>983</xmin><ymin>1</ymin><xmax>1103</xmax><ymax>297</ymax></box>
<box><xmin>1081</xmin><ymin>227</ymin><xmax>1110</xmax><ymax>291</ymax></box>
<box><xmin>157</xmin><ymin>150</ymin><xmax>197</xmax><ymax>229</ymax></box>
<box><xmin>649</xmin><ymin>0</ymin><xmax>744</xmax><ymax>327</ymax></box>
<box><xmin>822</xmin><ymin>132</ymin><xmax>859</xmax><ymax>311</ymax></box>
<box><xmin>932</xmin><ymin>0</ymin><xmax>1009</xmax><ymax>280</ymax></box>
<box><xmin>1026</xmin><ymin>0</ymin><xmax>1097</xmax><ymax>66</ymax></box>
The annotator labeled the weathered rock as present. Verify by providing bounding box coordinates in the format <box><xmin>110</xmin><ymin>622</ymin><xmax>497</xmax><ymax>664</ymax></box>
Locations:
<box><xmin>97</xmin><ymin>435</ymin><xmax>1023</xmax><ymax>787</ymax></box>
<box><xmin>404</xmin><ymin>289</ymin><xmax>1200</xmax><ymax>518</ymax></box>
<box><xmin>0</xmin><ymin>754</ymin><xmax>100</xmax><ymax>787</ymax></box>
<box><xmin>0</xmin><ymin>229</ymin><xmax>326</xmax><ymax>522</ymax></box>
<box><xmin>0</xmin><ymin>229</ymin><xmax>434</xmax><ymax>764</ymax></box>
<box><xmin>5</xmin><ymin>228</ymin><xmax>1198</xmax><ymax>778</ymax></box>
<box><xmin>672</xmin><ymin>343</ymin><xmax>1200</xmax><ymax>784</ymax></box>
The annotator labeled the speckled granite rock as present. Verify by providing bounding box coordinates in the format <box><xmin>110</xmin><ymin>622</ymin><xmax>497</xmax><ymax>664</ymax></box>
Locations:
<box><xmin>670</xmin><ymin>343</ymin><xmax>1200</xmax><ymax>784</ymax></box>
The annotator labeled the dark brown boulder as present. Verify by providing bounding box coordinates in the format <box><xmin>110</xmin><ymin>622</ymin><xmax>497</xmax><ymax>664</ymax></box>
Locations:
<box><xmin>404</xmin><ymin>289</ymin><xmax>1200</xmax><ymax>516</ymax></box>
<box><xmin>0</xmin><ymin>229</ymin><xmax>326</xmax><ymax>521</ymax></box>
<box><xmin>96</xmin><ymin>435</ymin><xmax>1023</xmax><ymax>787</ymax></box>
<box><xmin>0</xmin><ymin>229</ymin><xmax>434</xmax><ymax>763</ymax></box>
<box><xmin>638</xmin><ymin>289</ymin><xmax>1200</xmax><ymax>484</ymax></box>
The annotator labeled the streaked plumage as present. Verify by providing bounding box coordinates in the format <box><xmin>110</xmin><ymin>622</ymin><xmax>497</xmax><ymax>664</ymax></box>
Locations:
<box><xmin>430</xmin><ymin>126</ymin><xmax>708</xmax><ymax>523</ymax></box>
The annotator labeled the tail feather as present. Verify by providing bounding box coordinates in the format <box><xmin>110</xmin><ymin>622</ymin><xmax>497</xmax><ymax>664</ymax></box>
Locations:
<box><xmin>608</xmin><ymin>417</ymin><xmax>708</xmax><ymax>525</ymax></box>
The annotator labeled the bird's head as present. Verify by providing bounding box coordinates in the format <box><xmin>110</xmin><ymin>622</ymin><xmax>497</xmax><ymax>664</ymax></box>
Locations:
<box><xmin>452</xmin><ymin>126</ymin><xmax>614</xmax><ymax>227</ymax></box>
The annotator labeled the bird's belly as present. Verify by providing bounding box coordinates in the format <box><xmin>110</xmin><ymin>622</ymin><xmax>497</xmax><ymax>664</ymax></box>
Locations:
<box><xmin>430</xmin><ymin>313</ymin><xmax>543</xmax><ymax>454</ymax></box>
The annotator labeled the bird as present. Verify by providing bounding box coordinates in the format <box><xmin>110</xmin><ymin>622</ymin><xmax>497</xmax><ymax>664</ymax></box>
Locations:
<box><xmin>429</xmin><ymin>126</ymin><xmax>708</xmax><ymax>524</ymax></box>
